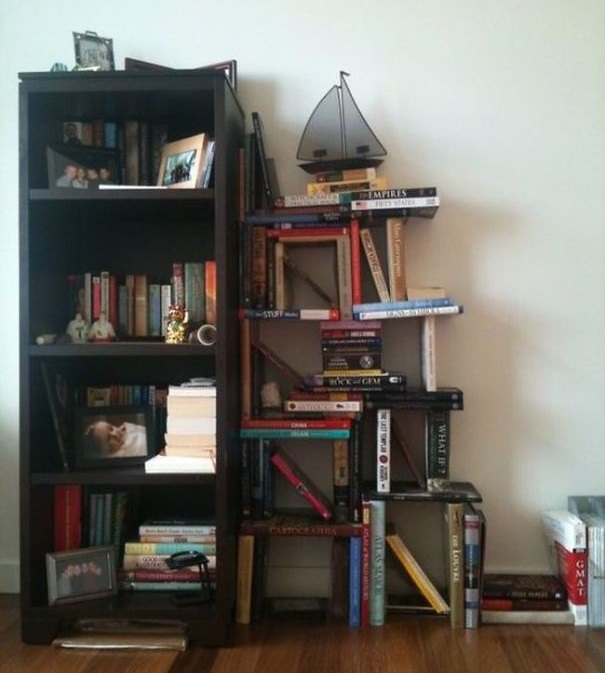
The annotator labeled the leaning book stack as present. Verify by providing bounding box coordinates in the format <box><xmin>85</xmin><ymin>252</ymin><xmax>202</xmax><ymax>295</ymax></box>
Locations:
<box><xmin>120</xmin><ymin>519</ymin><xmax>217</xmax><ymax>592</ymax></box>
<box><xmin>145</xmin><ymin>379</ymin><xmax>217</xmax><ymax>474</ymax></box>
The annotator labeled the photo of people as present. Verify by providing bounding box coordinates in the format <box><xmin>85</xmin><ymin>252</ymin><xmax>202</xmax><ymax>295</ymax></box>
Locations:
<box><xmin>47</xmin><ymin>145</ymin><xmax>120</xmax><ymax>189</ymax></box>
<box><xmin>75</xmin><ymin>408</ymin><xmax>152</xmax><ymax>467</ymax></box>
<box><xmin>161</xmin><ymin>149</ymin><xmax>198</xmax><ymax>186</ymax></box>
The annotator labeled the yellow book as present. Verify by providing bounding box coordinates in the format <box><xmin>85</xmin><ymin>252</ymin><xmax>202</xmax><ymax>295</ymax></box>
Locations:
<box><xmin>307</xmin><ymin>177</ymin><xmax>389</xmax><ymax>195</ymax></box>
<box><xmin>385</xmin><ymin>524</ymin><xmax>449</xmax><ymax>614</ymax></box>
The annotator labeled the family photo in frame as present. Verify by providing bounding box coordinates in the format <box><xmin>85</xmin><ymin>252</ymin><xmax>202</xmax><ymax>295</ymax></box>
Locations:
<box><xmin>47</xmin><ymin>144</ymin><xmax>120</xmax><ymax>189</ymax></box>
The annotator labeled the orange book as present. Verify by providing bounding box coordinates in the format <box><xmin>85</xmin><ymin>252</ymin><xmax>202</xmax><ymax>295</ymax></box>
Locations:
<box><xmin>205</xmin><ymin>260</ymin><xmax>217</xmax><ymax>326</ymax></box>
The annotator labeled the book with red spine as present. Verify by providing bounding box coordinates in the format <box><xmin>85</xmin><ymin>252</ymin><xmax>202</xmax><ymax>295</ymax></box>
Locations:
<box><xmin>349</xmin><ymin>218</ymin><xmax>362</xmax><ymax>305</ymax></box>
<box><xmin>270</xmin><ymin>449</ymin><xmax>333</xmax><ymax>521</ymax></box>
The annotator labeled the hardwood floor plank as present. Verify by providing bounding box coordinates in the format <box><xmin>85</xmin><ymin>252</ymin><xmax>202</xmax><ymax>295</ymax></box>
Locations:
<box><xmin>4</xmin><ymin>594</ymin><xmax>605</xmax><ymax>673</ymax></box>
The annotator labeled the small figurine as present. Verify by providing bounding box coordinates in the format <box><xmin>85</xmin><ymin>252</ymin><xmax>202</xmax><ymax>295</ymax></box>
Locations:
<box><xmin>261</xmin><ymin>381</ymin><xmax>282</xmax><ymax>411</ymax></box>
<box><xmin>165</xmin><ymin>305</ymin><xmax>189</xmax><ymax>344</ymax></box>
<box><xmin>65</xmin><ymin>312</ymin><xmax>89</xmax><ymax>343</ymax></box>
<box><xmin>89</xmin><ymin>311</ymin><xmax>116</xmax><ymax>342</ymax></box>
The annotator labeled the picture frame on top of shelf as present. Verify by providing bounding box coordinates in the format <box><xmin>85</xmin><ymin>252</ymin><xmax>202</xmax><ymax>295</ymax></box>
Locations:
<box><xmin>73</xmin><ymin>405</ymin><xmax>155</xmax><ymax>469</ymax></box>
<box><xmin>46</xmin><ymin>546</ymin><xmax>118</xmax><ymax>606</ymax></box>
<box><xmin>157</xmin><ymin>133</ymin><xmax>207</xmax><ymax>188</ymax></box>
<box><xmin>123</xmin><ymin>57</ymin><xmax>238</xmax><ymax>90</ymax></box>
<box><xmin>73</xmin><ymin>31</ymin><xmax>115</xmax><ymax>71</ymax></box>
<box><xmin>47</xmin><ymin>144</ymin><xmax>121</xmax><ymax>189</ymax></box>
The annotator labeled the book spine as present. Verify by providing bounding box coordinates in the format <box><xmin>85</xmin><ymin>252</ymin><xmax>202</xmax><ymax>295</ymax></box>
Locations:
<box><xmin>279</xmin><ymin>193</ymin><xmax>351</xmax><ymax>208</ymax></box>
<box><xmin>445</xmin><ymin>502</ymin><xmax>465</xmax><ymax>628</ymax></box>
<box><xmin>361</xmin><ymin>500</ymin><xmax>371</xmax><ymax>626</ymax></box>
<box><xmin>426</xmin><ymin>409</ymin><xmax>450</xmax><ymax>491</ymax></box>
<box><xmin>352</xmin><ymin>297</ymin><xmax>454</xmax><ymax>313</ymax></box>
<box><xmin>376</xmin><ymin>409</ymin><xmax>391</xmax><ymax>493</ymax></box>
<box><xmin>327</xmin><ymin>537</ymin><xmax>350</xmax><ymax>621</ymax></box>
<box><xmin>303</xmin><ymin>373</ymin><xmax>406</xmax><ymax>390</ymax></box>
<box><xmin>236</xmin><ymin>534</ymin><xmax>255</xmax><ymax>624</ymax></box>
<box><xmin>284</xmin><ymin>400</ymin><xmax>363</xmax><ymax>412</ymax></box>
<box><xmin>241</xmin><ymin>428</ymin><xmax>350</xmax><ymax>439</ymax></box>
<box><xmin>349</xmin><ymin>536</ymin><xmax>362</xmax><ymax>627</ymax></box>
<box><xmin>421</xmin><ymin>315</ymin><xmax>437</xmax><ymax>392</ymax></box>
<box><xmin>204</xmin><ymin>260</ymin><xmax>217</xmax><ymax>326</ymax></box>
<box><xmin>239</xmin><ymin>307</ymin><xmax>340</xmax><ymax>320</ymax></box>
<box><xmin>386</xmin><ymin>217</ymin><xmax>407</xmax><ymax>301</ymax></box>
<box><xmin>251</xmin><ymin>225</ymin><xmax>267</xmax><ymax>308</ymax></box>
<box><xmin>349</xmin><ymin>218</ymin><xmax>362</xmax><ymax>305</ymax></box>
<box><xmin>138</xmin><ymin>524</ymin><xmax>217</xmax><ymax>536</ymax></box>
<box><xmin>332</xmin><ymin>439</ymin><xmax>349</xmax><ymax>524</ymax></box>
<box><xmin>242</xmin><ymin>418</ymin><xmax>351</xmax><ymax>430</ymax></box>
<box><xmin>184</xmin><ymin>262</ymin><xmax>205</xmax><ymax>325</ymax></box>
<box><xmin>359</xmin><ymin>228</ymin><xmax>390</xmax><ymax>303</ymax></box>
<box><xmin>369</xmin><ymin>500</ymin><xmax>386</xmax><ymax>626</ymax></box>
<box><xmin>336</xmin><ymin>235</ymin><xmax>353</xmax><ymax>321</ymax></box>
<box><xmin>123</xmin><ymin>541</ymin><xmax>216</xmax><ymax>555</ymax></box>
<box><xmin>350</xmin><ymin>187</ymin><xmax>438</xmax><ymax>200</ymax></box>
<box><xmin>464</xmin><ymin>509</ymin><xmax>482</xmax><ymax>628</ymax></box>
<box><xmin>266</xmin><ymin>226</ymin><xmax>349</xmax><ymax>238</ymax></box>
<box><xmin>356</xmin><ymin>304</ymin><xmax>463</xmax><ymax>321</ymax></box>
<box><xmin>351</xmin><ymin>195</ymin><xmax>440</xmax><ymax>210</ymax></box>
<box><xmin>348</xmin><ymin>419</ymin><xmax>362</xmax><ymax>524</ymax></box>
<box><xmin>307</xmin><ymin>177</ymin><xmax>388</xmax><ymax>195</ymax></box>
<box><xmin>315</xmin><ymin>167</ymin><xmax>377</xmax><ymax>183</ymax></box>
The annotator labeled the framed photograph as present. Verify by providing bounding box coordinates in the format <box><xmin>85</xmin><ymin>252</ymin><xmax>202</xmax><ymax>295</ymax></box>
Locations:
<box><xmin>124</xmin><ymin>57</ymin><xmax>237</xmax><ymax>89</ymax></box>
<box><xmin>47</xmin><ymin>144</ymin><xmax>121</xmax><ymax>189</ymax></box>
<box><xmin>46</xmin><ymin>546</ymin><xmax>117</xmax><ymax>606</ymax></box>
<box><xmin>157</xmin><ymin>133</ymin><xmax>207</xmax><ymax>188</ymax></box>
<box><xmin>73</xmin><ymin>31</ymin><xmax>115</xmax><ymax>71</ymax></box>
<box><xmin>74</xmin><ymin>406</ymin><xmax>154</xmax><ymax>468</ymax></box>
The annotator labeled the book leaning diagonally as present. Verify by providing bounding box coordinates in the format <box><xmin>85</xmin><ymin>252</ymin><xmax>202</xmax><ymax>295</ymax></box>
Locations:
<box><xmin>385</xmin><ymin>524</ymin><xmax>449</xmax><ymax>614</ymax></box>
<box><xmin>359</xmin><ymin>228</ymin><xmax>390</xmax><ymax>303</ymax></box>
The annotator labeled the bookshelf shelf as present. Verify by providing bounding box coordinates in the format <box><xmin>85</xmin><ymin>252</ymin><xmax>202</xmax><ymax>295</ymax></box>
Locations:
<box><xmin>19</xmin><ymin>70</ymin><xmax>244</xmax><ymax>646</ymax></box>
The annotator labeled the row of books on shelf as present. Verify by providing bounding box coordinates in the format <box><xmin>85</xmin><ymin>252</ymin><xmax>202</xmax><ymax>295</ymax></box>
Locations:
<box><xmin>236</xmin><ymin>500</ymin><xmax>486</xmax><ymax>628</ymax></box>
<box><xmin>64</xmin><ymin>261</ymin><xmax>216</xmax><ymax>340</ymax></box>
<box><xmin>54</xmin><ymin>489</ymin><xmax>218</xmax><ymax>593</ymax></box>
<box><xmin>58</xmin><ymin>120</ymin><xmax>215</xmax><ymax>188</ymax></box>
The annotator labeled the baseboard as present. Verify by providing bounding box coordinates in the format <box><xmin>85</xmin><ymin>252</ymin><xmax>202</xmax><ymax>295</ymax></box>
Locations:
<box><xmin>0</xmin><ymin>561</ymin><xmax>20</xmax><ymax>593</ymax></box>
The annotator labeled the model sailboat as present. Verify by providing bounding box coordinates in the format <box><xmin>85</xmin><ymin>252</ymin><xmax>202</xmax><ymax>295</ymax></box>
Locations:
<box><xmin>296</xmin><ymin>71</ymin><xmax>387</xmax><ymax>174</ymax></box>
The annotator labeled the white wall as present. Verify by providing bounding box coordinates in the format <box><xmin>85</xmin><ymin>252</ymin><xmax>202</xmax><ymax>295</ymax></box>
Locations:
<box><xmin>1</xmin><ymin>1</ymin><xmax>603</xmax><ymax>592</ymax></box>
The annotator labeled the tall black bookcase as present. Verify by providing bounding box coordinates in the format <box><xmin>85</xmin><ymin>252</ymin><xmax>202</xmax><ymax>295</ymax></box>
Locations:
<box><xmin>18</xmin><ymin>70</ymin><xmax>244</xmax><ymax>645</ymax></box>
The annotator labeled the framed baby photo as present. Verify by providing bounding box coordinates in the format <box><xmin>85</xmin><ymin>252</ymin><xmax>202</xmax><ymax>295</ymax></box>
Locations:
<box><xmin>46</xmin><ymin>546</ymin><xmax>117</xmax><ymax>606</ymax></box>
<box><xmin>73</xmin><ymin>31</ymin><xmax>115</xmax><ymax>71</ymax></box>
<box><xmin>73</xmin><ymin>406</ymin><xmax>154</xmax><ymax>469</ymax></box>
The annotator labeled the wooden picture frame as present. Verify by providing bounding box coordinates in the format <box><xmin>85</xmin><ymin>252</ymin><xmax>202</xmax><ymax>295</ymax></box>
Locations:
<box><xmin>73</xmin><ymin>31</ymin><xmax>115</xmax><ymax>71</ymax></box>
<box><xmin>124</xmin><ymin>57</ymin><xmax>237</xmax><ymax>90</ymax></box>
<box><xmin>47</xmin><ymin>144</ymin><xmax>121</xmax><ymax>189</ymax></box>
<box><xmin>74</xmin><ymin>406</ymin><xmax>154</xmax><ymax>468</ymax></box>
<box><xmin>157</xmin><ymin>133</ymin><xmax>207</xmax><ymax>188</ymax></box>
<box><xmin>46</xmin><ymin>546</ymin><xmax>118</xmax><ymax>606</ymax></box>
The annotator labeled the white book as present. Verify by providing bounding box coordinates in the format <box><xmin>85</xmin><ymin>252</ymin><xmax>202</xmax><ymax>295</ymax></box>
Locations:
<box><xmin>166</xmin><ymin>416</ymin><xmax>216</xmax><ymax>434</ymax></box>
<box><xmin>144</xmin><ymin>452</ymin><xmax>215</xmax><ymax>474</ymax></box>
<box><xmin>376</xmin><ymin>409</ymin><xmax>391</xmax><ymax>493</ymax></box>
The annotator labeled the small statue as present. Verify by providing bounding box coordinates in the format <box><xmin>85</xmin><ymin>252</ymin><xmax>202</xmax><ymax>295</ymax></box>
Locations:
<box><xmin>65</xmin><ymin>312</ymin><xmax>89</xmax><ymax>343</ymax></box>
<box><xmin>261</xmin><ymin>381</ymin><xmax>282</xmax><ymax>411</ymax></box>
<box><xmin>89</xmin><ymin>311</ymin><xmax>116</xmax><ymax>342</ymax></box>
<box><xmin>165</xmin><ymin>305</ymin><xmax>189</xmax><ymax>344</ymax></box>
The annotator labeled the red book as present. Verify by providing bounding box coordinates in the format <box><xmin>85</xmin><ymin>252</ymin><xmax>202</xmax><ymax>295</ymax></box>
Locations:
<box><xmin>205</xmin><ymin>260</ymin><xmax>217</xmax><ymax>326</ymax></box>
<box><xmin>53</xmin><ymin>484</ymin><xmax>82</xmax><ymax>551</ymax></box>
<box><xmin>241</xmin><ymin>418</ymin><xmax>351</xmax><ymax>430</ymax></box>
<box><xmin>349</xmin><ymin>218</ymin><xmax>362</xmax><ymax>305</ymax></box>
<box><xmin>270</xmin><ymin>449</ymin><xmax>333</xmax><ymax>521</ymax></box>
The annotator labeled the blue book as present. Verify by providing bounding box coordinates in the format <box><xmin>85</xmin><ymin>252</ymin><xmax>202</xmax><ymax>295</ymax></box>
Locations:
<box><xmin>240</xmin><ymin>428</ymin><xmax>350</xmax><ymax>439</ymax></box>
<box><xmin>349</xmin><ymin>536</ymin><xmax>362</xmax><ymax>627</ymax></box>
<box><xmin>352</xmin><ymin>297</ymin><xmax>455</xmax><ymax>313</ymax></box>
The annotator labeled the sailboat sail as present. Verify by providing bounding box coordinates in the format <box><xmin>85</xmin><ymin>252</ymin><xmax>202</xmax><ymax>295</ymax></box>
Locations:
<box><xmin>297</xmin><ymin>72</ymin><xmax>386</xmax><ymax>172</ymax></box>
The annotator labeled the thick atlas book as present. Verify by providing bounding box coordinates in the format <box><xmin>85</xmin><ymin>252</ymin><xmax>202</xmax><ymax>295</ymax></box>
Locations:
<box><xmin>368</xmin><ymin>499</ymin><xmax>386</xmax><ymax>625</ymax></box>
<box><xmin>542</xmin><ymin>508</ymin><xmax>588</xmax><ymax>625</ymax></box>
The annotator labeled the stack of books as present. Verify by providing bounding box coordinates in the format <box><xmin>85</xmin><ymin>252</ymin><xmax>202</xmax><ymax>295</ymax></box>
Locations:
<box><xmin>144</xmin><ymin>378</ymin><xmax>216</xmax><ymax>474</ymax></box>
<box><xmin>481</xmin><ymin>573</ymin><xmax>572</xmax><ymax>624</ymax></box>
<box><xmin>120</xmin><ymin>519</ymin><xmax>216</xmax><ymax>592</ymax></box>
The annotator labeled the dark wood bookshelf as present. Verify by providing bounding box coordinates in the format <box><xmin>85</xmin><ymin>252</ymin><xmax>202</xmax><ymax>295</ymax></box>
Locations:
<box><xmin>19</xmin><ymin>70</ymin><xmax>244</xmax><ymax>645</ymax></box>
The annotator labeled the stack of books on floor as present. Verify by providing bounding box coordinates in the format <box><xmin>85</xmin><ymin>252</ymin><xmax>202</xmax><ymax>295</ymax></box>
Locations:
<box><xmin>119</xmin><ymin>518</ymin><xmax>216</xmax><ymax>592</ymax></box>
<box><xmin>481</xmin><ymin>573</ymin><xmax>572</xmax><ymax>624</ymax></box>
<box><xmin>145</xmin><ymin>378</ymin><xmax>217</xmax><ymax>473</ymax></box>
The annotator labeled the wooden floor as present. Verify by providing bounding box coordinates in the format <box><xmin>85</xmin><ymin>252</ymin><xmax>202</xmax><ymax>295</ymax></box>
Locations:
<box><xmin>2</xmin><ymin>594</ymin><xmax>605</xmax><ymax>673</ymax></box>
